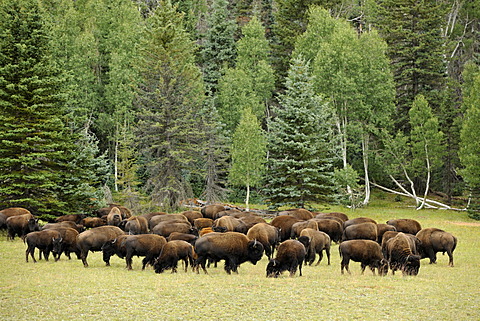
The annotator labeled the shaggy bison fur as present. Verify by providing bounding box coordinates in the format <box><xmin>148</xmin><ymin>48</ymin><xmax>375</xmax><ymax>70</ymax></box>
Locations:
<box><xmin>339</xmin><ymin>239</ymin><xmax>387</xmax><ymax>275</ymax></box>
<box><xmin>266</xmin><ymin>239</ymin><xmax>307</xmax><ymax>278</ymax></box>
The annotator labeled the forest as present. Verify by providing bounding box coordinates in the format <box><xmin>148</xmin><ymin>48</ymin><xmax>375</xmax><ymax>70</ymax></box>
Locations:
<box><xmin>0</xmin><ymin>0</ymin><xmax>479</xmax><ymax>219</ymax></box>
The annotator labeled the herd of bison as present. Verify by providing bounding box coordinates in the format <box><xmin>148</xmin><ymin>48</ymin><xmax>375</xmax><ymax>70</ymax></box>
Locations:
<box><xmin>0</xmin><ymin>204</ymin><xmax>458</xmax><ymax>277</ymax></box>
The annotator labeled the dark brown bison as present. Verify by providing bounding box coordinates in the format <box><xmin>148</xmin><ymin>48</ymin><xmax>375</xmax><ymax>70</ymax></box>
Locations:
<box><xmin>149</xmin><ymin>214</ymin><xmax>189</xmax><ymax>230</ymax></box>
<box><xmin>416</xmin><ymin>228</ymin><xmax>457</xmax><ymax>267</ymax></box>
<box><xmin>270</xmin><ymin>215</ymin><xmax>304</xmax><ymax>241</ymax></box>
<box><xmin>213</xmin><ymin>216</ymin><xmax>247</xmax><ymax>234</ymax></box>
<box><xmin>6</xmin><ymin>213</ymin><xmax>39</xmax><ymax>240</ymax></box>
<box><xmin>300</xmin><ymin>228</ymin><xmax>331</xmax><ymax>266</ymax></box>
<box><xmin>121</xmin><ymin>234</ymin><xmax>168</xmax><ymax>270</ymax></box>
<box><xmin>153</xmin><ymin>240</ymin><xmax>195</xmax><ymax>273</ymax></box>
<box><xmin>151</xmin><ymin>221</ymin><xmax>193</xmax><ymax>238</ymax></box>
<box><xmin>266</xmin><ymin>239</ymin><xmax>307</xmax><ymax>278</ymax></box>
<box><xmin>383</xmin><ymin>232</ymin><xmax>421</xmax><ymax>275</ymax></box>
<box><xmin>310</xmin><ymin>218</ymin><xmax>343</xmax><ymax>243</ymax></box>
<box><xmin>376</xmin><ymin>224</ymin><xmax>397</xmax><ymax>243</ymax></box>
<box><xmin>386</xmin><ymin>219</ymin><xmax>422</xmax><ymax>235</ymax></box>
<box><xmin>81</xmin><ymin>217</ymin><xmax>106</xmax><ymax>229</ymax></box>
<box><xmin>181</xmin><ymin>210</ymin><xmax>203</xmax><ymax>225</ymax></box>
<box><xmin>101</xmin><ymin>235</ymin><xmax>130</xmax><ymax>264</ymax></box>
<box><xmin>194</xmin><ymin>232</ymin><xmax>264</xmax><ymax>274</ymax></box>
<box><xmin>201</xmin><ymin>204</ymin><xmax>226</xmax><ymax>220</ymax></box>
<box><xmin>343</xmin><ymin>217</ymin><xmax>377</xmax><ymax>229</ymax></box>
<box><xmin>121</xmin><ymin>216</ymin><xmax>149</xmax><ymax>235</ymax></box>
<box><xmin>339</xmin><ymin>239</ymin><xmax>387</xmax><ymax>275</ymax></box>
<box><xmin>290</xmin><ymin>220</ymin><xmax>318</xmax><ymax>239</ymax></box>
<box><xmin>139</xmin><ymin>212</ymin><xmax>166</xmax><ymax>224</ymax></box>
<box><xmin>167</xmin><ymin>232</ymin><xmax>198</xmax><ymax>245</ymax></box>
<box><xmin>0</xmin><ymin>207</ymin><xmax>31</xmax><ymax>229</ymax></box>
<box><xmin>24</xmin><ymin>229</ymin><xmax>61</xmax><ymax>263</ymax></box>
<box><xmin>342</xmin><ymin>222</ymin><xmax>378</xmax><ymax>242</ymax></box>
<box><xmin>238</xmin><ymin>214</ymin><xmax>266</xmax><ymax>230</ymax></box>
<box><xmin>76</xmin><ymin>226</ymin><xmax>125</xmax><ymax>267</ymax></box>
<box><xmin>313</xmin><ymin>214</ymin><xmax>345</xmax><ymax>225</ymax></box>
<box><xmin>55</xmin><ymin>214</ymin><xmax>86</xmax><ymax>224</ymax></box>
<box><xmin>246</xmin><ymin>223</ymin><xmax>281</xmax><ymax>260</ymax></box>
<box><xmin>51</xmin><ymin>227</ymin><xmax>80</xmax><ymax>261</ymax></box>
<box><xmin>42</xmin><ymin>221</ymin><xmax>84</xmax><ymax>233</ymax></box>
<box><xmin>278</xmin><ymin>208</ymin><xmax>314</xmax><ymax>220</ymax></box>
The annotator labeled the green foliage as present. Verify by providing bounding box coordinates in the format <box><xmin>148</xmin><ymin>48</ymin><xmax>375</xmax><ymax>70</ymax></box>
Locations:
<box><xmin>333</xmin><ymin>164</ymin><xmax>363</xmax><ymax>208</ymax></box>
<box><xmin>264</xmin><ymin>57</ymin><xmax>337</xmax><ymax>209</ymax></box>
<box><xmin>134</xmin><ymin>1</ymin><xmax>206</xmax><ymax>211</ymax></box>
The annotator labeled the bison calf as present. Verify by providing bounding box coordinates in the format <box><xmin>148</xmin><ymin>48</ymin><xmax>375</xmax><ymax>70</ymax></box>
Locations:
<box><xmin>153</xmin><ymin>240</ymin><xmax>195</xmax><ymax>273</ymax></box>
<box><xmin>339</xmin><ymin>240</ymin><xmax>387</xmax><ymax>275</ymax></box>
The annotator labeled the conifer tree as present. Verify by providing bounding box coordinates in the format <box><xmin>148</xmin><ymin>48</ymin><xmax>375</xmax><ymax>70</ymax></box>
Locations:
<box><xmin>264</xmin><ymin>57</ymin><xmax>337</xmax><ymax>209</ymax></box>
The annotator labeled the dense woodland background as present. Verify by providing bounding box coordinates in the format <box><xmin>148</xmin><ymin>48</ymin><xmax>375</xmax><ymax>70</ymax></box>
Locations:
<box><xmin>0</xmin><ymin>0</ymin><xmax>479</xmax><ymax>219</ymax></box>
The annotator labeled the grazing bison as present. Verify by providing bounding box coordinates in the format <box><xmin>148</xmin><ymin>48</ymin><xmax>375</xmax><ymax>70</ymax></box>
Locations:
<box><xmin>386</xmin><ymin>219</ymin><xmax>422</xmax><ymax>235</ymax></box>
<box><xmin>270</xmin><ymin>215</ymin><xmax>304</xmax><ymax>242</ymax></box>
<box><xmin>55</xmin><ymin>214</ymin><xmax>86</xmax><ymax>225</ymax></box>
<box><xmin>153</xmin><ymin>240</ymin><xmax>195</xmax><ymax>273</ymax></box>
<box><xmin>383</xmin><ymin>232</ymin><xmax>421</xmax><ymax>275</ymax></box>
<box><xmin>24</xmin><ymin>229</ymin><xmax>61</xmax><ymax>263</ymax></box>
<box><xmin>416</xmin><ymin>228</ymin><xmax>457</xmax><ymax>267</ymax></box>
<box><xmin>151</xmin><ymin>221</ymin><xmax>193</xmax><ymax>238</ymax></box>
<box><xmin>0</xmin><ymin>207</ymin><xmax>31</xmax><ymax>229</ymax></box>
<box><xmin>339</xmin><ymin>240</ymin><xmax>387</xmax><ymax>275</ymax></box>
<box><xmin>167</xmin><ymin>232</ymin><xmax>198</xmax><ymax>245</ymax></box>
<box><xmin>290</xmin><ymin>220</ymin><xmax>318</xmax><ymax>239</ymax></box>
<box><xmin>121</xmin><ymin>216</ymin><xmax>149</xmax><ymax>235</ymax></box>
<box><xmin>343</xmin><ymin>217</ymin><xmax>377</xmax><ymax>229</ymax></box>
<box><xmin>311</xmin><ymin>218</ymin><xmax>343</xmax><ymax>244</ymax></box>
<box><xmin>201</xmin><ymin>204</ymin><xmax>226</xmax><ymax>220</ymax></box>
<box><xmin>266</xmin><ymin>239</ymin><xmax>307</xmax><ymax>278</ymax></box>
<box><xmin>6</xmin><ymin>214</ymin><xmax>39</xmax><ymax>240</ymax></box>
<box><xmin>342</xmin><ymin>222</ymin><xmax>378</xmax><ymax>242</ymax></box>
<box><xmin>278</xmin><ymin>208</ymin><xmax>314</xmax><ymax>220</ymax></box>
<box><xmin>51</xmin><ymin>227</ymin><xmax>80</xmax><ymax>261</ymax></box>
<box><xmin>101</xmin><ymin>235</ymin><xmax>130</xmax><ymax>264</ymax></box>
<box><xmin>246</xmin><ymin>223</ymin><xmax>281</xmax><ymax>260</ymax></box>
<box><xmin>376</xmin><ymin>224</ymin><xmax>397</xmax><ymax>244</ymax></box>
<box><xmin>76</xmin><ymin>226</ymin><xmax>125</xmax><ymax>267</ymax></box>
<box><xmin>194</xmin><ymin>232</ymin><xmax>264</xmax><ymax>274</ymax></box>
<box><xmin>107</xmin><ymin>207</ymin><xmax>123</xmax><ymax>227</ymax></box>
<box><xmin>300</xmin><ymin>228</ymin><xmax>331</xmax><ymax>266</ymax></box>
<box><xmin>81</xmin><ymin>217</ymin><xmax>106</xmax><ymax>229</ymax></box>
<box><xmin>121</xmin><ymin>234</ymin><xmax>168</xmax><ymax>270</ymax></box>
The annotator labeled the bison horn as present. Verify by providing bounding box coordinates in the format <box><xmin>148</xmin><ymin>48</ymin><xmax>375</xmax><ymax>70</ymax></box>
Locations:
<box><xmin>112</xmin><ymin>238</ymin><xmax>117</xmax><ymax>244</ymax></box>
<box><xmin>253</xmin><ymin>239</ymin><xmax>258</xmax><ymax>247</ymax></box>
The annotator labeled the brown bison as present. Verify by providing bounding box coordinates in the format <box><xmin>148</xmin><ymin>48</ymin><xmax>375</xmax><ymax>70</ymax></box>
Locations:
<box><xmin>181</xmin><ymin>210</ymin><xmax>203</xmax><ymax>225</ymax></box>
<box><xmin>167</xmin><ymin>232</ymin><xmax>198</xmax><ymax>245</ymax></box>
<box><xmin>96</xmin><ymin>204</ymin><xmax>132</xmax><ymax>219</ymax></box>
<box><xmin>201</xmin><ymin>204</ymin><xmax>226</xmax><ymax>220</ymax></box>
<box><xmin>42</xmin><ymin>221</ymin><xmax>84</xmax><ymax>233</ymax></box>
<box><xmin>343</xmin><ymin>217</ymin><xmax>377</xmax><ymax>229</ymax></box>
<box><xmin>382</xmin><ymin>232</ymin><xmax>421</xmax><ymax>275</ymax></box>
<box><xmin>270</xmin><ymin>215</ymin><xmax>304</xmax><ymax>241</ymax></box>
<box><xmin>266</xmin><ymin>239</ymin><xmax>308</xmax><ymax>278</ymax></box>
<box><xmin>81</xmin><ymin>217</ymin><xmax>106</xmax><ymax>229</ymax></box>
<box><xmin>194</xmin><ymin>232</ymin><xmax>264</xmax><ymax>274</ymax></box>
<box><xmin>238</xmin><ymin>214</ymin><xmax>266</xmax><ymax>230</ymax></box>
<box><xmin>376</xmin><ymin>224</ymin><xmax>397</xmax><ymax>243</ymax></box>
<box><xmin>416</xmin><ymin>228</ymin><xmax>457</xmax><ymax>267</ymax></box>
<box><xmin>76</xmin><ymin>226</ymin><xmax>125</xmax><ymax>267</ymax></box>
<box><xmin>55</xmin><ymin>214</ymin><xmax>86</xmax><ymax>224</ymax></box>
<box><xmin>121</xmin><ymin>216</ymin><xmax>149</xmax><ymax>235</ymax></box>
<box><xmin>6</xmin><ymin>213</ymin><xmax>39</xmax><ymax>240</ymax></box>
<box><xmin>121</xmin><ymin>234</ymin><xmax>168</xmax><ymax>270</ymax></box>
<box><xmin>151</xmin><ymin>221</ymin><xmax>193</xmax><ymax>238</ymax></box>
<box><xmin>342</xmin><ymin>222</ymin><xmax>378</xmax><ymax>242</ymax></box>
<box><xmin>339</xmin><ymin>239</ymin><xmax>387</xmax><ymax>275</ymax></box>
<box><xmin>193</xmin><ymin>218</ymin><xmax>214</xmax><ymax>231</ymax></box>
<box><xmin>300</xmin><ymin>228</ymin><xmax>331</xmax><ymax>266</ymax></box>
<box><xmin>290</xmin><ymin>220</ymin><xmax>318</xmax><ymax>239</ymax></box>
<box><xmin>153</xmin><ymin>240</ymin><xmax>195</xmax><ymax>273</ymax></box>
<box><xmin>107</xmin><ymin>207</ymin><xmax>123</xmax><ymax>226</ymax></box>
<box><xmin>51</xmin><ymin>227</ymin><xmax>80</xmax><ymax>261</ymax></box>
<box><xmin>149</xmin><ymin>214</ymin><xmax>189</xmax><ymax>230</ymax></box>
<box><xmin>213</xmin><ymin>216</ymin><xmax>248</xmax><ymax>234</ymax></box>
<box><xmin>0</xmin><ymin>207</ymin><xmax>31</xmax><ymax>229</ymax></box>
<box><xmin>24</xmin><ymin>229</ymin><xmax>61</xmax><ymax>263</ymax></box>
<box><xmin>246</xmin><ymin>223</ymin><xmax>281</xmax><ymax>260</ymax></box>
<box><xmin>278</xmin><ymin>208</ymin><xmax>314</xmax><ymax>220</ymax></box>
<box><xmin>311</xmin><ymin>218</ymin><xmax>343</xmax><ymax>244</ymax></box>
<box><xmin>386</xmin><ymin>219</ymin><xmax>422</xmax><ymax>235</ymax></box>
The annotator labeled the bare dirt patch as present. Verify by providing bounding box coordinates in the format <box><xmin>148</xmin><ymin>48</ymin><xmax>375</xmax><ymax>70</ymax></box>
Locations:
<box><xmin>446</xmin><ymin>221</ymin><xmax>480</xmax><ymax>227</ymax></box>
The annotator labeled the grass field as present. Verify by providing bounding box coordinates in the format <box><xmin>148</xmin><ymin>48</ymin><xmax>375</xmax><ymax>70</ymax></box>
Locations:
<box><xmin>1</xmin><ymin>201</ymin><xmax>479</xmax><ymax>320</ymax></box>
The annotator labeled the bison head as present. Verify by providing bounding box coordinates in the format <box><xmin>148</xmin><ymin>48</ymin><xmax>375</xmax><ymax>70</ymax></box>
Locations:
<box><xmin>403</xmin><ymin>255</ymin><xmax>421</xmax><ymax>276</ymax></box>
<box><xmin>266</xmin><ymin>259</ymin><xmax>281</xmax><ymax>278</ymax></box>
<box><xmin>52</xmin><ymin>237</ymin><xmax>63</xmax><ymax>254</ymax></box>
<box><xmin>247</xmin><ymin>239</ymin><xmax>264</xmax><ymax>265</ymax></box>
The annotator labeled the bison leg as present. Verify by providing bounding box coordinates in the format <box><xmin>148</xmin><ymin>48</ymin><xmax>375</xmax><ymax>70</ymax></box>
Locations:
<box><xmin>26</xmin><ymin>246</ymin><xmax>37</xmax><ymax>263</ymax></box>
<box><xmin>341</xmin><ymin>257</ymin><xmax>350</xmax><ymax>275</ymax></box>
<box><xmin>316</xmin><ymin>251</ymin><xmax>323</xmax><ymax>266</ymax></box>
<box><xmin>447</xmin><ymin>250</ymin><xmax>454</xmax><ymax>267</ymax></box>
<box><xmin>360</xmin><ymin>263</ymin><xmax>366</xmax><ymax>275</ymax></box>
<box><xmin>80</xmin><ymin>251</ymin><xmax>89</xmax><ymax>268</ymax></box>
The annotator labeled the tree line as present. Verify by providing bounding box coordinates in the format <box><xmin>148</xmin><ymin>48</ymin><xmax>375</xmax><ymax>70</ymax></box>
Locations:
<box><xmin>0</xmin><ymin>0</ymin><xmax>479</xmax><ymax>219</ymax></box>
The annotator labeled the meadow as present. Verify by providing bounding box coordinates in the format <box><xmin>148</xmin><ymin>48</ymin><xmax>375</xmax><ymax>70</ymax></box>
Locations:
<box><xmin>0</xmin><ymin>200</ymin><xmax>479</xmax><ymax>320</ymax></box>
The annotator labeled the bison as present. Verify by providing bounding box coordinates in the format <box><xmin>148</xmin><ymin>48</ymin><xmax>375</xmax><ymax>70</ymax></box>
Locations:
<box><xmin>376</xmin><ymin>224</ymin><xmax>397</xmax><ymax>244</ymax></box>
<box><xmin>120</xmin><ymin>216</ymin><xmax>148</xmax><ymax>235</ymax></box>
<box><xmin>153</xmin><ymin>240</ymin><xmax>195</xmax><ymax>273</ymax></box>
<box><xmin>151</xmin><ymin>221</ymin><xmax>193</xmax><ymax>238</ymax></box>
<box><xmin>416</xmin><ymin>228</ymin><xmax>457</xmax><ymax>267</ymax></box>
<box><xmin>342</xmin><ymin>222</ymin><xmax>378</xmax><ymax>242</ymax></box>
<box><xmin>310</xmin><ymin>218</ymin><xmax>343</xmax><ymax>244</ymax></box>
<box><xmin>270</xmin><ymin>215</ymin><xmax>304</xmax><ymax>242</ymax></box>
<box><xmin>149</xmin><ymin>214</ymin><xmax>189</xmax><ymax>231</ymax></box>
<box><xmin>24</xmin><ymin>229</ymin><xmax>61</xmax><ymax>263</ymax></box>
<box><xmin>121</xmin><ymin>234</ymin><xmax>168</xmax><ymax>270</ymax></box>
<box><xmin>193</xmin><ymin>218</ymin><xmax>214</xmax><ymax>231</ymax></box>
<box><xmin>55</xmin><ymin>214</ymin><xmax>86</xmax><ymax>225</ymax></box>
<box><xmin>339</xmin><ymin>239</ymin><xmax>387</xmax><ymax>275</ymax></box>
<box><xmin>278</xmin><ymin>208</ymin><xmax>314</xmax><ymax>220</ymax></box>
<box><xmin>266</xmin><ymin>239</ymin><xmax>307</xmax><ymax>278</ymax></box>
<box><xmin>343</xmin><ymin>217</ymin><xmax>377</xmax><ymax>229</ymax></box>
<box><xmin>81</xmin><ymin>217</ymin><xmax>106</xmax><ymax>229</ymax></box>
<box><xmin>167</xmin><ymin>232</ymin><xmax>198</xmax><ymax>245</ymax></box>
<box><xmin>194</xmin><ymin>232</ymin><xmax>264</xmax><ymax>274</ymax></box>
<box><xmin>76</xmin><ymin>226</ymin><xmax>125</xmax><ymax>267</ymax></box>
<box><xmin>0</xmin><ymin>207</ymin><xmax>31</xmax><ymax>229</ymax></box>
<box><xmin>383</xmin><ymin>232</ymin><xmax>421</xmax><ymax>275</ymax></box>
<box><xmin>386</xmin><ymin>219</ymin><xmax>422</xmax><ymax>235</ymax></box>
<box><xmin>6</xmin><ymin>213</ymin><xmax>39</xmax><ymax>240</ymax></box>
<box><xmin>51</xmin><ymin>227</ymin><xmax>80</xmax><ymax>261</ymax></box>
<box><xmin>300</xmin><ymin>228</ymin><xmax>331</xmax><ymax>266</ymax></box>
<box><xmin>181</xmin><ymin>210</ymin><xmax>203</xmax><ymax>225</ymax></box>
<box><xmin>246</xmin><ymin>223</ymin><xmax>281</xmax><ymax>259</ymax></box>
<box><xmin>201</xmin><ymin>204</ymin><xmax>226</xmax><ymax>220</ymax></box>
<box><xmin>42</xmin><ymin>221</ymin><xmax>84</xmax><ymax>233</ymax></box>
<box><xmin>107</xmin><ymin>207</ymin><xmax>123</xmax><ymax>226</ymax></box>
<box><xmin>238</xmin><ymin>214</ymin><xmax>266</xmax><ymax>230</ymax></box>
<box><xmin>290</xmin><ymin>220</ymin><xmax>318</xmax><ymax>239</ymax></box>
<box><xmin>213</xmin><ymin>215</ymin><xmax>248</xmax><ymax>234</ymax></box>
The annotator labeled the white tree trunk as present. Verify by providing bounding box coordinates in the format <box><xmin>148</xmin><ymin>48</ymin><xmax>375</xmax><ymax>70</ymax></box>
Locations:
<box><xmin>245</xmin><ymin>184</ymin><xmax>250</xmax><ymax>212</ymax></box>
<box><xmin>362</xmin><ymin>134</ymin><xmax>370</xmax><ymax>206</ymax></box>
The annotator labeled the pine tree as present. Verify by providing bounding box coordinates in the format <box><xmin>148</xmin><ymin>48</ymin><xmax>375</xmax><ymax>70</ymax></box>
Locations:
<box><xmin>229</xmin><ymin>107</ymin><xmax>267</xmax><ymax>210</ymax></box>
<box><xmin>0</xmin><ymin>0</ymin><xmax>106</xmax><ymax>215</ymax></box>
<box><xmin>264</xmin><ymin>57</ymin><xmax>337</xmax><ymax>209</ymax></box>
<box><xmin>135</xmin><ymin>0</ymin><xmax>206</xmax><ymax>211</ymax></box>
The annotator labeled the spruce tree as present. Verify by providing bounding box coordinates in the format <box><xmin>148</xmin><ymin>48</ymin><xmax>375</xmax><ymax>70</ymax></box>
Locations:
<box><xmin>264</xmin><ymin>57</ymin><xmax>337</xmax><ymax>209</ymax></box>
<box><xmin>135</xmin><ymin>1</ymin><xmax>206</xmax><ymax>211</ymax></box>
<box><xmin>0</xmin><ymin>0</ymin><xmax>106</xmax><ymax>215</ymax></box>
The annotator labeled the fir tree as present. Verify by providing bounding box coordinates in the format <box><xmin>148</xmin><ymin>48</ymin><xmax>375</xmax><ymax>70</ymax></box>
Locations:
<box><xmin>264</xmin><ymin>57</ymin><xmax>337</xmax><ymax>209</ymax></box>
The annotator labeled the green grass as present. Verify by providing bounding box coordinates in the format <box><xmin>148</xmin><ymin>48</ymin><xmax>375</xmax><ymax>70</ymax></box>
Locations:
<box><xmin>1</xmin><ymin>202</ymin><xmax>479</xmax><ymax>320</ymax></box>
